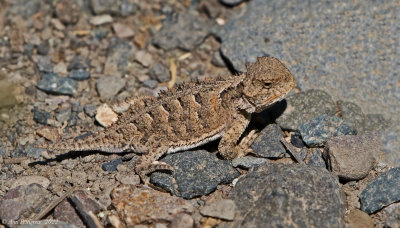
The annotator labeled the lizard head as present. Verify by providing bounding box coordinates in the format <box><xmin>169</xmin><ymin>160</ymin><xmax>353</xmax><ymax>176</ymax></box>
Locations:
<box><xmin>242</xmin><ymin>57</ymin><xmax>296</xmax><ymax>112</ymax></box>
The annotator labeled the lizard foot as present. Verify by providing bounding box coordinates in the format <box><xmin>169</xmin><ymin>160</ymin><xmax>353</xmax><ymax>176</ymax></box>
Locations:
<box><xmin>135</xmin><ymin>161</ymin><xmax>174</xmax><ymax>184</ymax></box>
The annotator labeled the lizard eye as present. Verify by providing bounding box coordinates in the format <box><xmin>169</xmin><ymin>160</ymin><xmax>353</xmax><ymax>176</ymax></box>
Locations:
<box><xmin>264</xmin><ymin>82</ymin><xmax>272</xmax><ymax>87</ymax></box>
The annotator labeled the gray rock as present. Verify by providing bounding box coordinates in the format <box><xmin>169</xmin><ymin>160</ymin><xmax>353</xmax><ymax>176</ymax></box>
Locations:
<box><xmin>37</xmin><ymin>41</ymin><xmax>49</xmax><ymax>55</ymax></box>
<box><xmin>150</xmin><ymin>150</ymin><xmax>240</xmax><ymax>199</ymax></box>
<box><xmin>120</xmin><ymin>0</ymin><xmax>137</xmax><ymax>17</ymax></box>
<box><xmin>290</xmin><ymin>133</ymin><xmax>306</xmax><ymax>148</ymax></box>
<box><xmin>8</xmin><ymin>0</ymin><xmax>41</xmax><ymax>18</ymax></box>
<box><xmin>232</xmin><ymin>156</ymin><xmax>268</xmax><ymax>169</ymax></box>
<box><xmin>338</xmin><ymin>101</ymin><xmax>366</xmax><ymax>134</ymax></box>
<box><xmin>275</xmin><ymin>90</ymin><xmax>336</xmax><ymax>131</ymax></box>
<box><xmin>0</xmin><ymin>184</ymin><xmax>51</xmax><ymax>222</ymax></box>
<box><xmin>304</xmin><ymin>148</ymin><xmax>326</xmax><ymax>169</ymax></box>
<box><xmin>211</xmin><ymin>51</ymin><xmax>226</xmax><ymax>67</ymax></box>
<box><xmin>364</xmin><ymin>114</ymin><xmax>391</xmax><ymax>133</ymax></box>
<box><xmin>360</xmin><ymin>167</ymin><xmax>400</xmax><ymax>214</ymax></box>
<box><xmin>56</xmin><ymin>107</ymin><xmax>72</xmax><ymax>123</ymax></box>
<box><xmin>102</xmin><ymin>159</ymin><xmax>123</xmax><ymax>172</ymax></box>
<box><xmin>67</xmin><ymin>55</ymin><xmax>90</xmax><ymax>71</ymax></box>
<box><xmin>68</xmin><ymin>69</ymin><xmax>90</xmax><ymax>81</ymax></box>
<box><xmin>219</xmin><ymin>0</ymin><xmax>245</xmax><ymax>6</ymax></box>
<box><xmin>153</xmin><ymin>11</ymin><xmax>211</xmax><ymax>51</ymax></box>
<box><xmin>200</xmin><ymin>199</ymin><xmax>236</xmax><ymax>221</ymax></box>
<box><xmin>105</xmin><ymin>38</ymin><xmax>132</xmax><ymax>74</ymax></box>
<box><xmin>96</xmin><ymin>76</ymin><xmax>126</xmax><ymax>101</ymax></box>
<box><xmin>134</xmin><ymin>50</ymin><xmax>153</xmax><ymax>67</ymax></box>
<box><xmin>90</xmin><ymin>0</ymin><xmax>119</xmax><ymax>15</ymax></box>
<box><xmin>142</xmin><ymin>79</ymin><xmax>158</xmax><ymax>89</ymax></box>
<box><xmin>383</xmin><ymin>203</ymin><xmax>400</xmax><ymax>228</ymax></box>
<box><xmin>10</xmin><ymin>146</ymin><xmax>26</xmax><ymax>158</ymax></box>
<box><xmin>36</xmin><ymin>56</ymin><xmax>53</xmax><ymax>73</ymax></box>
<box><xmin>54</xmin><ymin>199</ymin><xmax>85</xmax><ymax>227</ymax></box>
<box><xmin>217</xmin><ymin>0</ymin><xmax>400</xmax><ymax>166</ymax></box>
<box><xmin>299</xmin><ymin>114</ymin><xmax>357</xmax><ymax>146</ymax></box>
<box><xmin>37</xmin><ymin>73</ymin><xmax>79</xmax><ymax>96</ymax></box>
<box><xmin>325</xmin><ymin>133</ymin><xmax>381</xmax><ymax>181</ymax></box>
<box><xmin>222</xmin><ymin>163</ymin><xmax>345</xmax><ymax>228</ymax></box>
<box><xmin>250</xmin><ymin>124</ymin><xmax>286</xmax><ymax>158</ymax></box>
<box><xmin>84</xmin><ymin>105</ymin><xmax>97</xmax><ymax>117</ymax></box>
<box><xmin>148</xmin><ymin>63</ymin><xmax>170</xmax><ymax>83</ymax></box>
<box><xmin>33</xmin><ymin>106</ymin><xmax>50</xmax><ymax>125</ymax></box>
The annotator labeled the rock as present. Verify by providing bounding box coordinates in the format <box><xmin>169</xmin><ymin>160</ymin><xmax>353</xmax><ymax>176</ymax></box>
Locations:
<box><xmin>68</xmin><ymin>190</ymin><xmax>102</xmax><ymax>226</ymax></box>
<box><xmin>219</xmin><ymin>0</ymin><xmax>245</xmax><ymax>6</ymax></box>
<box><xmin>116</xmin><ymin>173</ymin><xmax>140</xmax><ymax>186</ymax></box>
<box><xmin>111</xmin><ymin>185</ymin><xmax>194</xmax><ymax>226</ymax></box>
<box><xmin>275</xmin><ymin>90</ymin><xmax>336</xmax><ymax>131</ymax></box>
<box><xmin>169</xmin><ymin>213</ymin><xmax>193</xmax><ymax>228</ymax></box>
<box><xmin>290</xmin><ymin>133</ymin><xmax>306</xmax><ymax>148</ymax></box>
<box><xmin>211</xmin><ymin>51</ymin><xmax>226</xmax><ymax>67</ymax></box>
<box><xmin>37</xmin><ymin>73</ymin><xmax>79</xmax><ymax>96</ymax></box>
<box><xmin>11</xmin><ymin>176</ymin><xmax>50</xmax><ymax>189</ymax></box>
<box><xmin>0</xmin><ymin>184</ymin><xmax>51</xmax><ymax>222</ymax></box>
<box><xmin>153</xmin><ymin>11</ymin><xmax>211</xmax><ymax>51</ymax></box>
<box><xmin>120</xmin><ymin>0</ymin><xmax>137</xmax><ymax>17</ymax></box>
<box><xmin>364</xmin><ymin>114</ymin><xmax>391</xmax><ymax>133</ymax></box>
<box><xmin>232</xmin><ymin>156</ymin><xmax>268</xmax><ymax>169</ymax></box>
<box><xmin>222</xmin><ymin>164</ymin><xmax>345</xmax><ymax>228</ymax></box>
<box><xmin>55</xmin><ymin>0</ymin><xmax>80</xmax><ymax>24</ymax></box>
<box><xmin>36</xmin><ymin>126</ymin><xmax>60</xmax><ymax>142</ymax></box>
<box><xmin>102</xmin><ymin>159</ymin><xmax>123</xmax><ymax>172</ymax></box>
<box><xmin>95</xmin><ymin>103</ymin><xmax>118</xmax><ymax>127</ymax></box>
<box><xmin>68</xmin><ymin>69</ymin><xmax>90</xmax><ymax>81</ymax></box>
<box><xmin>90</xmin><ymin>14</ymin><xmax>113</xmax><ymax>26</ymax></box>
<box><xmin>148</xmin><ymin>63</ymin><xmax>170</xmax><ymax>83</ymax></box>
<box><xmin>33</xmin><ymin>107</ymin><xmax>50</xmax><ymax>125</ymax></box>
<box><xmin>96</xmin><ymin>76</ymin><xmax>126</xmax><ymax>101</ymax></box>
<box><xmin>150</xmin><ymin>150</ymin><xmax>240</xmax><ymax>199</ymax></box>
<box><xmin>383</xmin><ymin>203</ymin><xmax>400</xmax><ymax>228</ymax></box>
<box><xmin>200</xmin><ymin>199</ymin><xmax>236</xmax><ymax>221</ymax></box>
<box><xmin>142</xmin><ymin>79</ymin><xmax>158</xmax><ymax>89</ymax></box>
<box><xmin>304</xmin><ymin>148</ymin><xmax>326</xmax><ymax>169</ymax></box>
<box><xmin>134</xmin><ymin>50</ymin><xmax>153</xmax><ymax>67</ymax></box>
<box><xmin>104</xmin><ymin>38</ymin><xmax>132</xmax><ymax>75</ymax></box>
<box><xmin>56</xmin><ymin>107</ymin><xmax>72</xmax><ymax>123</ymax></box>
<box><xmin>299</xmin><ymin>114</ymin><xmax>357</xmax><ymax>146</ymax></box>
<box><xmin>346</xmin><ymin>209</ymin><xmax>374</xmax><ymax>228</ymax></box>
<box><xmin>54</xmin><ymin>199</ymin><xmax>85</xmax><ymax>227</ymax></box>
<box><xmin>84</xmin><ymin>104</ymin><xmax>97</xmax><ymax>117</ymax></box>
<box><xmin>217</xmin><ymin>0</ymin><xmax>400</xmax><ymax>166</ymax></box>
<box><xmin>112</xmin><ymin>23</ymin><xmax>135</xmax><ymax>38</ymax></box>
<box><xmin>338</xmin><ymin>101</ymin><xmax>366</xmax><ymax>134</ymax></box>
<box><xmin>36</xmin><ymin>56</ymin><xmax>53</xmax><ymax>73</ymax></box>
<box><xmin>67</xmin><ymin>55</ymin><xmax>91</xmax><ymax>71</ymax></box>
<box><xmin>325</xmin><ymin>133</ymin><xmax>381</xmax><ymax>180</ymax></box>
<box><xmin>37</xmin><ymin>41</ymin><xmax>49</xmax><ymax>55</ymax></box>
<box><xmin>90</xmin><ymin>0</ymin><xmax>119</xmax><ymax>15</ymax></box>
<box><xmin>360</xmin><ymin>167</ymin><xmax>400</xmax><ymax>214</ymax></box>
<box><xmin>7</xmin><ymin>0</ymin><xmax>41</xmax><ymax>18</ymax></box>
<box><xmin>250</xmin><ymin>124</ymin><xmax>286</xmax><ymax>158</ymax></box>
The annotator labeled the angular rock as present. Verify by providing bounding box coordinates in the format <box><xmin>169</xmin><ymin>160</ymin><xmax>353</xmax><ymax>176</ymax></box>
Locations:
<box><xmin>148</xmin><ymin>63</ymin><xmax>170</xmax><ymax>83</ymax></box>
<box><xmin>111</xmin><ymin>185</ymin><xmax>194</xmax><ymax>226</ymax></box>
<box><xmin>153</xmin><ymin>11</ymin><xmax>211</xmax><ymax>51</ymax></box>
<box><xmin>275</xmin><ymin>90</ymin><xmax>336</xmax><ymax>131</ymax></box>
<box><xmin>222</xmin><ymin>164</ymin><xmax>345</xmax><ymax>228</ymax></box>
<box><xmin>299</xmin><ymin>114</ymin><xmax>356</xmax><ymax>146</ymax></box>
<box><xmin>360</xmin><ymin>167</ymin><xmax>400</xmax><ymax>214</ymax></box>
<box><xmin>290</xmin><ymin>133</ymin><xmax>306</xmax><ymax>148</ymax></box>
<box><xmin>54</xmin><ymin>199</ymin><xmax>85</xmax><ymax>227</ymax></box>
<box><xmin>102</xmin><ymin>159</ymin><xmax>123</xmax><ymax>172</ymax></box>
<box><xmin>120</xmin><ymin>0</ymin><xmax>137</xmax><ymax>17</ymax></box>
<box><xmin>36</xmin><ymin>56</ymin><xmax>53</xmax><ymax>73</ymax></box>
<box><xmin>325</xmin><ymin>133</ymin><xmax>381</xmax><ymax>180</ymax></box>
<box><xmin>33</xmin><ymin>107</ymin><xmax>50</xmax><ymax>125</ymax></box>
<box><xmin>112</xmin><ymin>23</ymin><xmax>135</xmax><ymax>38</ymax></box>
<box><xmin>346</xmin><ymin>209</ymin><xmax>374</xmax><ymax>228</ymax></box>
<box><xmin>37</xmin><ymin>73</ymin><xmax>79</xmax><ymax>96</ymax></box>
<box><xmin>68</xmin><ymin>69</ymin><xmax>90</xmax><ymax>81</ymax></box>
<box><xmin>150</xmin><ymin>150</ymin><xmax>240</xmax><ymax>199</ymax></box>
<box><xmin>90</xmin><ymin>0</ymin><xmax>119</xmax><ymax>15</ymax></box>
<box><xmin>169</xmin><ymin>213</ymin><xmax>193</xmax><ymax>228</ymax></box>
<box><xmin>200</xmin><ymin>199</ymin><xmax>236</xmax><ymax>221</ymax></box>
<box><xmin>69</xmin><ymin>190</ymin><xmax>102</xmax><ymax>227</ymax></box>
<box><xmin>104</xmin><ymin>38</ymin><xmax>132</xmax><ymax>75</ymax></box>
<box><xmin>304</xmin><ymin>148</ymin><xmax>326</xmax><ymax>169</ymax></box>
<box><xmin>0</xmin><ymin>184</ymin><xmax>51</xmax><ymax>222</ymax></box>
<box><xmin>67</xmin><ymin>55</ymin><xmax>91</xmax><ymax>71</ymax></box>
<box><xmin>364</xmin><ymin>114</ymin><xmax>391</xmax><ymax>133</ymax></box>
<box><xmin>55</xmin><ymin>0</ymin><xmax>80</xmax><ymax>24</ymax></box>
<box><xmin>95</xmin><ymin>103</ymin><xmax>118</xmax><ymax>127</ymax></box>
<box><xmin>134</xmin><ymin>50</ymin><xmax>153</xmax><ymax>67</ymax></box>
<box><xmin>90</xmin><ymin>14</ymin><xmax>113</xmax><ymax>26</ymax></box>
<box><xmin>383</xmin><ymin>203</ymin><xmax>400</xmax><ymax>228</ymax></box>
<box><xmin>250</xmin><ymin>124</ymin><xmax>286</xmax><ymax>158</ymax></box>
<box><xmin>338</xmin><ymin>101</ymin><xmax>366</xmax><ymax>134</ymax></box>
<box><xmin>56</xmin><ymin>108</ymin><xmax>72</xmax><ymax>124</ymax></box>
<box><xmin>96</xmin><ymin>76</ymin><xmax>126</xmax><ymax>101</ymax></box>
<box><xmin>211</xmin><ymin>51</ymin><xmax>226</xmax><ymax>67</ymax></box>
<box><xmin>232</xmin><ymin>156</ymin><xmax>268</xmax><ymax>169</ymax></box>
<box><xmin>8</xmin><ymin>0</ymin><xmax>41</xmax><ymax>18</ymax></box>
<box><xmin>84</xmin><ymin>104</ymin><xmax>97</xmax><ymax>117</ymax></box>
<box><xmin>11</xmin><ymin>176</ymin><xmax>50</xmax><ymax>189</ymax></box>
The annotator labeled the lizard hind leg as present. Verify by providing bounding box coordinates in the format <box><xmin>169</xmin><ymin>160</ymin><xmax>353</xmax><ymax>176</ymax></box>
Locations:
<box><xmin>134</xmin><ymin>146</ymin><xmax>173</xmax><ymax>184</ymax></box>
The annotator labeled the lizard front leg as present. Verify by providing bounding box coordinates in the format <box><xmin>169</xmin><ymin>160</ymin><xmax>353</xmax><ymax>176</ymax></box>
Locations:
<box><xmin>218</xmin><ymin>111</ymin><xmax>258</xmax><ymax>160</ymax></box>
<box><xmin>134</xmin><ymin>145</ymin><xmax>174</xmax><ymax>184</ymax></box>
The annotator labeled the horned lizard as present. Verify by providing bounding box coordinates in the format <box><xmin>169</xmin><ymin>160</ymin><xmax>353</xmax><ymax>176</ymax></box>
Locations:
<box><xmin>40</xmin><ymin>57</ymin><xmax>296</xmax><ymax>183</ymax></box>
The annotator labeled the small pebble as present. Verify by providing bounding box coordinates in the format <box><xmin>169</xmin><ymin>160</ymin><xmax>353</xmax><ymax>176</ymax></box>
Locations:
<box><xmin>112</xmin><ymin>23</ymin><xmax>135</xmax><ymax>38</ymax></box>
<box><xmin>90</xmin><ymin>14</ymin><xmax>113</xmax><ymax>26</ymax></box>
<box><xmin>95</xmin><ymin>104</ymin><xmax>118</xmax><ymax>127</ymax></box>
<box><xmin>200</xmin><ymin>199</ymin><xmax>236</xmax><ymax>221</ymax></box>
<box><xmin>102</xmin><ymin>159</ymin><xmax>123</xmax><ymax>172</ymax></box>
<box><xmin>68</xmin><ymin>69</ymin><xmax>90</xmax><ymax>81</ymax></box>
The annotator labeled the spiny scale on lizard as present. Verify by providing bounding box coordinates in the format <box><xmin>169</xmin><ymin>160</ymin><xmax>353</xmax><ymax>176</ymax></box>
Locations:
<box><xmin>39</xmin><ymin>57</ymin><xmax>296</xmax><ymax>183</ymax></box>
